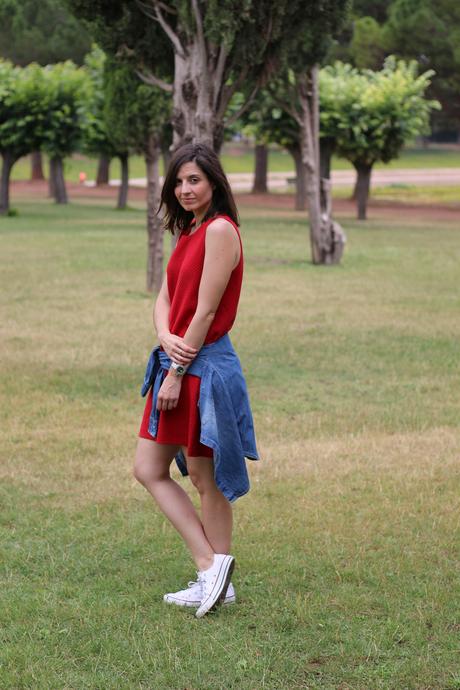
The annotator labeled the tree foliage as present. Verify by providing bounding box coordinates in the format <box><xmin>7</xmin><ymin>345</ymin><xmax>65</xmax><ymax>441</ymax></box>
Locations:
<box><xmin>0</xmin><ymin>0</ymin><xmax>91</xmax><ymax>65</ymax></box>
<box><xmin>0</xmin><ymin>60</ymin><xmax>49</xmax><ymax>212</ymax></box>
<box><xmin>349</xmin><ymin>16</ymin><xmax>386</xmax><ymax>69</ymax></box>
<box><xmin>322</xmin><ymin>57</ymin><xmax>440</xmax><ymax>217</ymax></box>
<box><xmin>351</xmin><ymin>0</ymin><xmax>391</xmax><ymax>23</ymax></box>
<box><xmin>323</xmin><ymin>57</ymin><xmax>440</xmax><ymax>165</ymax></box>
<box><xmin>68</xmin><ymin>0</ymin><xmax>350</xmax><ymax>149</ymax></box>
<box><xmin>79</xmin><ymin>46</ymin><xmax>117</xmax><ymax>160</ymax></box>
<box><xmin>383</xmin><ymin>0</ymin><xmax>460</xmax><ymax>127</ymax></box>
<box><xmin>0</xmin><ymin>61</ymin><xmax>48</xmax><ymax>160</ymax></box>
<box><xmin>103</xmin><ymin>58</ymin><xmax>171</xmax><ymax>158</ymax></box>
<box><xmin>41</xmin><ymin>61</ymin><xmax>87</xmax><ymax>159</ymax></box>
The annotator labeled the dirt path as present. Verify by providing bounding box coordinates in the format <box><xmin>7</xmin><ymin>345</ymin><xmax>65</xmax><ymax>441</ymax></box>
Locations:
<box><xmin>10</xmin><ymin>180</ymin><xmax>460</xmax><ymax>223</ymax></box>
<box><xmin>99</xmin><ymin>168</ymin><xmax>460</xmax><ymax>190</ymax></box>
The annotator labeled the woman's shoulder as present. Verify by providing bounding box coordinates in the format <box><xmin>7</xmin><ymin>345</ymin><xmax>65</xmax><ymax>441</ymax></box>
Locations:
<box><xmin>206</xmin><ymin>215</ymin><xmax>240</xmax><ymax>238</ymax></box>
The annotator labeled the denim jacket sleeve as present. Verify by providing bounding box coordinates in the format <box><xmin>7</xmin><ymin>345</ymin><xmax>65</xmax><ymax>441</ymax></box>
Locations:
<box><xmin>140</xmin><ymin>335</ymin><xmax>259</xmax><ymax>502</ymax></box>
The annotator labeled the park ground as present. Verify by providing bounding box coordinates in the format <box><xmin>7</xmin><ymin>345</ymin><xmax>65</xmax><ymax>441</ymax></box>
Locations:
<box><xmin>1</xmin><ymin>154</ymin><xmax>459</xmax><ymax>689</ymax></box>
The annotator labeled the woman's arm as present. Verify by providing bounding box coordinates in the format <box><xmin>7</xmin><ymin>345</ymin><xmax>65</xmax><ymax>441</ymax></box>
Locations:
<box><xmin>154</xmin><ymin>275</ymin><xmax>197</xmax><ymax>365</ymax></box>
<box><xmin>156</xmin><ymin>218</ymin><xmax>240</xmax><ymax>411</ymax></box>
<box><xmin>153</xmin><ymin>274</ymin><xmax>171</xmax><ymax>341</ymax></box>
<box><xmin>182</xmin><ymin>217</ymin><xmax>240</xmax><ymax>350</ymax></box>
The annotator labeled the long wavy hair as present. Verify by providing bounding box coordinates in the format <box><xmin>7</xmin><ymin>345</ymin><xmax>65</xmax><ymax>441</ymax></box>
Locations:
<box><xmin>159</xmin><ymin>143</ymin><xmax>239</xmax><ymax>235</ymax></box>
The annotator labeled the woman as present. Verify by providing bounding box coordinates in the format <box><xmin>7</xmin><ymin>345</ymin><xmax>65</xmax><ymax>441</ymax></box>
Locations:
<box><xmin>134</xmin><ymin>143</ymin><xmax>258</xmax><ymax>618</ymax></box>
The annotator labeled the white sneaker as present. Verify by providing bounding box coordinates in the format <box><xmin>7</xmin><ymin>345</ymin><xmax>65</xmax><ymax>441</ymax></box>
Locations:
<box><xmin>163</xmin><ymin>579</ymin><xmax>236</xmax><ymax>608</ymax></box>
<box><xmin>195</xmin><ymin>554</ymin><xmax>235</xmax><ymax>619</ymax></box>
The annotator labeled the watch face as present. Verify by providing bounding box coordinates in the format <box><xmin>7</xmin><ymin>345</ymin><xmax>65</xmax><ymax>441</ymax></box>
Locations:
<box><xmin>176</xmin><ymin>365</ymin><xmax>185</xmax><ymax>374</ymax></box>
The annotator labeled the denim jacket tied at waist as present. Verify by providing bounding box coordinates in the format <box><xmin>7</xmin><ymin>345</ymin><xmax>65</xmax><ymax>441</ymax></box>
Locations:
<box><xmin>141</xmin><ymin>334</ymin><xmax>259</xmax><ymax>502</ymax></box>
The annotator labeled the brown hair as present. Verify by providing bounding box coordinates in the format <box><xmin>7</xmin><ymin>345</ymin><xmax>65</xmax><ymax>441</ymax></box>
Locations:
<box><xmin>159</xmin><ymin>143</ymin><xmax>239</xmax><ymax>235</ymax></box>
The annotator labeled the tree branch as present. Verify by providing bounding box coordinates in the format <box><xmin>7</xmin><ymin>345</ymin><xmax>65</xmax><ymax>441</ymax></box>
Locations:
<box><xmin>212</xmin><ymin>44</ymin><xmax>227</xmax><ymax>110</ymax></box>
<box><xmin>191</xmin><ymin>0</ymin><xmax>207</xmax><ymax>64</ymax></box>
<box><xmin>150</xmin><ymin>0</ymin><xmax>185</xmax><ymax>58</ymax></box>
<box><xmin>216</xmin><ymin>67</ymin><xmax>249</xmax><ymax>120</ymax></box>
<box><xmin>223</xmin><ymin>85</ymin><xmax>259</xmax><ymax>128</ymax></box>
<box><xmin>156</xmin><ymin>1</ymin><xmax>176</xmax><ymax>14</ymax></box>
<box><xmin>136</xmin><ymin>69</ymin><xmax>173</xmax><ymax>93</ymax></box>
<box><xmin>311</xmin><ymin>64</ymin><xmax>320</xmax><ymax>176</ymax></box>
<box><xmin>135</xmin><ymin>0</ymin><xmax>158</xmax><ymax>23</ymax></box>
<box><xmin>268</xmin><ymin>79</ymin><xmax>302</xmax><ymax>127</ymax></box>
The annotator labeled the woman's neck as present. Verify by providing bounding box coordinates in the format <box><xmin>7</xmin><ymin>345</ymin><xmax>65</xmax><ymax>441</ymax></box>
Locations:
<box><xmin>194</xmin><ymin>203</ymin><xmax>212</xmax><ymax>227</ymax></box>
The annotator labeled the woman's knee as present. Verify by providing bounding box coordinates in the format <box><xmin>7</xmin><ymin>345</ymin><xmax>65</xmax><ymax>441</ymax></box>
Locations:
<box><xmin>133</xmin><ymin>457</ymin><xmax>166</xmax><ymax>486</ymax></box>
<box><xmin>187</xmin><ymin>459</ymin><xmax>217</xmax><ymax>495</ymax></box>
<box><xmin>133</xmin><ymin>439</ymin><xmax>174</xmax><ymax>486</ymax></box>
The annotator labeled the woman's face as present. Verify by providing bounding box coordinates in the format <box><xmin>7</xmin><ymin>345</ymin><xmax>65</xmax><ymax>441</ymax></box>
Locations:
<box><xmin>174</xmin><ymin>161</ymin><xmax>214</xmax><ymax>218</ymax></box>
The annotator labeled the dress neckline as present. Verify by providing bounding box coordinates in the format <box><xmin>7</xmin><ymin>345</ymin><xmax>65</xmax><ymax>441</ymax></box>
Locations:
<box><xmin>183</xmin><ymin>215</ymin><xmax>214</xmax><ymax>237</ymax></box>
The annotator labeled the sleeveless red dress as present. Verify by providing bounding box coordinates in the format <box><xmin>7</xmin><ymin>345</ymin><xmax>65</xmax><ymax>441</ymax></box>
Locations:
<box><xmin>138</xmin><ymin>214</ymin><xmax>243</xmax><ymax>457</ymax></box>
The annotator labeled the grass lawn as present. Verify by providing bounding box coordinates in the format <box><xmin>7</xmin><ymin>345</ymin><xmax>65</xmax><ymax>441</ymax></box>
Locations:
<box><xmin>10</xmin><ymin>143</ymin><xmax>460</xmax><ymax>185</ymax></box>
<box><xmin>332</xmin><ymin>185</ymin><xmax>460</xmax><ymax>205</ymax></box>
<box><xmin>1</xmin><ymin>196</ymin><xmax>460</xmax><ymax>689</ymax></box>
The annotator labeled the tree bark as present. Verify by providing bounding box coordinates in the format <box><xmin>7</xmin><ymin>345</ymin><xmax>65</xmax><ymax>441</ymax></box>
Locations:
<box><xmin>0</xmin><ymin>152</ymin><xmax>15</xmax><ymax>215</ymax></box>
<box><xmin>171</xmin><ymin>44</ymin><xmax>218</xmax><ymax>150</ymax></box>
<box><xmin>96</xmin><ymin>155</ymin><xmax>110</xmax><ymax>185</ymax></box>
<box><xmin>353</xmin><ymin>162</ymin><xmax>373</xmax><ymax>220</ymax></box>
<box><xmin>288</xmin><ymin>145</ymin><xmax>307</xmax><ymax>211</ymax></box>
<box><xmin>117</xmin><ymin>154</ymin><xmax>129</xmax><ymax>209</ymax></box>
<box><xmin>297</xmin><ymin>65</ymin><xmax>346</xmax><ymax>265</ymax></box>
<box><xmin>48</xmin><ymin>157</ymin><xmax>57</xmax><ymax>198</ymax></box>
<box><xmin>167</xmin><ymin>10</ymin><xmax>243</xmax><ymax>152</ymax></box>
<box><xmin>30</xmin><ymin>151</ymin><xmax>45</xmax><ymax>181</ymax></box>
<box><xmin>161</xmin><ymin>143</ymin><xmax>172</xmax><ymax>176</ymax></box>
<box><xmin>50</xmin><ymin>156</ymin><xmax>68</xmax><ymax>204</ymax></box>
<box><xmin>320</xmin><ymin>138</ymin><xmax>335</xmax><ymax>180</ymax></box>
<box><xmin>350</xmin><ymin>178</ymin><xmax>358</xmax><ymax>201</ymax></box>
<box><xmin>252</xmin><ymin>144</ymin><xmax>268</xmax><ymax>193</ymax></box>
<box><xmin>145</xmin><ymin>134</ymin><xmax>164</xmax><ymax>293</ymax></box>
<box><xmin>139</xmin><ymin>3</ymin><xmax>269</xmax><ymax>152</ymax></box>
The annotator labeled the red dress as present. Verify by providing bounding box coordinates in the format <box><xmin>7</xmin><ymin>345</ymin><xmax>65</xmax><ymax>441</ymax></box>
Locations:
<box><xmin>138</xmin><ymin>214</ymin><xmax>243</xmax><ymax>457</ymax></box>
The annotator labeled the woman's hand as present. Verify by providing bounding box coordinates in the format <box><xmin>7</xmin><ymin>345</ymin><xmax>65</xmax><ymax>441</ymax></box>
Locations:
<box><xmin>156</xmin><ymin>373</ymin><xmax>183</xmax><ymax>411</ymax></box>
<box><xmin>158</xmin><ymin>331</ymin><xmax>197</xmax><ymax>365</ymax></box>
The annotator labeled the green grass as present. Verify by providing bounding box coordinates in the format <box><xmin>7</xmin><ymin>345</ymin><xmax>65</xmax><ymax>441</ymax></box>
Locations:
<box><xmin>10</xmin><ymin>143</ymin><xmax>460</xmax><ymax>184</ymax></box>
<box><xmin>1</xmin><ymin>197</ymin><xmax>460</xmax><ymax>689</ymax></box>
<box><xmin>332</xmin><ymin>184</ymin><xmax>460</xmax><ymax>204</ymax></box>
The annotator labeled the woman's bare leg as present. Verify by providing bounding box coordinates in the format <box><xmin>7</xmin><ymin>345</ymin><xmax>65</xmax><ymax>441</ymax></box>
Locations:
<box><xmin>133</xmin><ymin>438</ymin><xmax>215</xmax><ymax>571</ymax></box>
<box><xmin>185</xmin><ymin>452</ymin><xmax>233</xmax><ymax>556</ymax></box>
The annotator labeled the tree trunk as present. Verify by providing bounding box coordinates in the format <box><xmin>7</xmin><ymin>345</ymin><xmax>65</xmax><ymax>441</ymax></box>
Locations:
<box><xmin>161</xmin><ymin>143</ymin><xmax>172</xmax><ymax>177</ymax></box>
<box><xmin>0</xmin><ymin>152</ymin><xmax>15</xmax><ymax>215</ymax></box>
<box><xmin>288</xmin><ymin>145</ymin><xmax>307</xmax><ymax>211</ymax></box>
<box><xmin>30</xmin><ymin>151</ymin><xmax>45</xmax><ymax>181</ymax></box>
<box><xmin>142</xmin><ymin>4</ymin><xmax>261</xmax><ymax>153</ymax></box>
<box><xmin>320</xmin><ymin>138</ymin><xmax>335</xmax><ymax>180</ymax></box>
<box><xmin>297</xmin><ymin>65</ymin><xmax>346</xmax><ymax>265</ymax></box>
<box><xmin>96</xmin><ymin>155</ymin><xmax>110</xmax><ymax>185</ymax></box>
<box><xmin>350</xmin><ymin>178</ymin><xmax>358</xmax><ymax>201</ymax></box>
<box><xmin>51</xmin><ymin>156</ymin><xmax>68</xmax><ymax>204</ymax></box>
<box><xmin>353</xmin><ymin>162</ymin><xmax>373</xmax><ymax>220</ymax></box>
<box><xmin>117</xmin><ymin>154</ymin><xmax>129</xmax><ymax>209</ymax></box>
<box><xmin>169</xmin><ymin>21</ymin><xmax>240</xmax><ymax>152</ymax></box>
<box><xmin>48</xmin><ymin>157</ymin><xmax>57</xmax><ymax>198</ymax></box>
<box><xmin>252</xmin><ymin>144</ymin><xmax>268</xmax><ymax>193</ymax></box>
<box><xmin>145</xmin><ymin>134</ymin><xmax>164</xmax><ymax>293</ymax></box>
<box><xmin>171</xmin><ymin>44</ymin><xmax>216</xmax><ymax>150</ymax></box>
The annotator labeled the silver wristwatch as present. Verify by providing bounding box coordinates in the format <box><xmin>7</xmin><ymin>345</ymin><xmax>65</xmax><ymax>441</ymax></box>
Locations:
<box><xmin>170</xmin><ymin>361</ymin><xmax>187</xmax><ymax>376</ymax></box>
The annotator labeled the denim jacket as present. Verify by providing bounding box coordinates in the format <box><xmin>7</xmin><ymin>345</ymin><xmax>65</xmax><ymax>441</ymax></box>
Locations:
<box><xmin>141</xmin><ymin>334</ymin><xmax>259</xmax><ymax>502</ymax></box>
